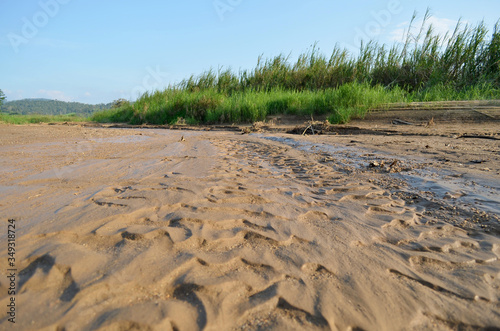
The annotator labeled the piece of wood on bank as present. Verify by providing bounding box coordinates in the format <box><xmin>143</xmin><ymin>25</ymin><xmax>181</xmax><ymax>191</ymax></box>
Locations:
<box><xmin>456</xmin><ymin>134</ymin><xmax>500</xmax><ymax>141</ymax></box>
<box><xmin>392</xmin><ymin>119</ymin><xmax>415</xmax><ymax>125</ymax></box>
<box><xmin>302</xmin><ymin>125</ymin><xmax>313</xmax><ymax>135</ymax></box>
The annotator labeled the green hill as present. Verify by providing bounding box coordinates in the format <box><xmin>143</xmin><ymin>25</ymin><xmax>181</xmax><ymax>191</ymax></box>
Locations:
<box><xmin>1</xmin><ymin>99</ymin><xmax>113</xmax><ymax>116</ymax></box>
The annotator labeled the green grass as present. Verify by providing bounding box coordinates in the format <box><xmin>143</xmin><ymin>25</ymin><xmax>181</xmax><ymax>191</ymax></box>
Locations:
<box><xmin>90</xmin><ymin>82</ymin><xmax>408</xmax><ymax>125</ymax></box>
<box><xmin>90</xmin><ymin>11</ymin><xmax>499</xmax><ymax>125</ymax></box>
<box><xmin>0</xmin><ymin>113</ymin><xmax>88</xmax><ymax>124</ymax></box>
<box><xmin>92</xmin><ymin>81</ymin><xmax>499</xmax><ymax>125</ymax></box>
<box><xmin>90</xmin><ymin>81</ymin><xmax>500</xmax><ymax>125</ymax></box>
<box><xmin>408</xmin><ymin>82</ymin><xmax>500</xmax><ymax>102</ymax></box>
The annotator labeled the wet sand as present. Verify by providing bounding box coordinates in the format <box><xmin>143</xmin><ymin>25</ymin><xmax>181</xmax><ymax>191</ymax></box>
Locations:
<box><xmin>0</xmin><ymin>112</ymin><xmax>499</xmax><ymax>330</ymax></box>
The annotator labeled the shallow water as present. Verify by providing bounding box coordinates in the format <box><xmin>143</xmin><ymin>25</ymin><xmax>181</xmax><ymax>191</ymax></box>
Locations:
<box><xmin>255</xmin><ymin>133</ymin><xmax>500</xmax><ymax>216</ymax></box>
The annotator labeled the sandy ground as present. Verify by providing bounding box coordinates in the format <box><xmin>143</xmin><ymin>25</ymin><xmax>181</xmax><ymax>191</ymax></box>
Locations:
<box><xmin>0</xmin><ymin>109</ymin><xmax>500</xmax><ymax>330</ymax></box>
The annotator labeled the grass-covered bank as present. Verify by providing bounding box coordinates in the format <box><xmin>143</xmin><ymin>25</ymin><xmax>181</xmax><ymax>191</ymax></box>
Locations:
<box><xmin>92</xmin><ymin>82</ymin><xmax>407</xmax><ymax>125</ymax></box>
<box><xmin>91</xmin><ymin>13</ymin><xmax>500</xmax><ymax>125</ymax></box>
<box><xmin>0</xmin><ymin>113</ymin><xmax>87</xmax><ymax>124</ymax></box>
<box><xmin>91</xmin><ymin>82</ymin><xmax>500</xmax><ymax>125</ymax></box>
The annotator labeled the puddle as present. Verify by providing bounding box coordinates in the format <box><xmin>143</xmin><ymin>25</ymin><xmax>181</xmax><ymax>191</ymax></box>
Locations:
<box><xmin>398</xmin><ymin>171</ymin><xmax>500</xmax><ymax>215</ymax></box>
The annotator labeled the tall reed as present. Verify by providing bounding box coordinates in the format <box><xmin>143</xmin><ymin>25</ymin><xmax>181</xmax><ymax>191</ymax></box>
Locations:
<box><xmin>91</xmin><ymin>12</ymin><xmax>500</xmax><ymax>125</ymax></box>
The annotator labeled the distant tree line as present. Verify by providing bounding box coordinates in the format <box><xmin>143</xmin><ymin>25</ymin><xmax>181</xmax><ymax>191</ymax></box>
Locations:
<box><xmin>0</xmin><ymin>98</ymin><xmax>113</xmax><ymax>116</ymax></box>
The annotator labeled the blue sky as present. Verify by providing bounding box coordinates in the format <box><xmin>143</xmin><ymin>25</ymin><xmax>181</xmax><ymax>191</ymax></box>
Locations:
<box><xmin>1</xmin><ymin>0</ymin><xmax>499</xmax><ymax>104</ymax></box>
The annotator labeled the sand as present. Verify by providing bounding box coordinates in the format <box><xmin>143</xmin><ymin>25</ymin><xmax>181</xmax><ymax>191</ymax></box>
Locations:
<box><xmin>1</xmin><ymin>110</ymin><xmax>500</xmax><ymax>330</ymax></box>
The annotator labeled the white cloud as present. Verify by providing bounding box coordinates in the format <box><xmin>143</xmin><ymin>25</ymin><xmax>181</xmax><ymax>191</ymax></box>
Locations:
<box><xmin>84</xmin><ymin>92</ymin><xmax>91</xmax><ymax>97</ymax></box>
<box><xmin>390</xmin><ymin>16</ymin><xmax>463</xmax><ymax>43</ymax></box>
<box><xmin>37</xmin><ymin>89</ymin><xmax>73</xmax><ymax>102</ymax></box>
<box><xmin>3</xmin><ymin>89</ymin><xmax>24</xmax><ymax>100</ymax></box>
<box><xmin>427</xmin><ymin>17</ymin><xmax>461</xmax><ymax>36</ymax></box>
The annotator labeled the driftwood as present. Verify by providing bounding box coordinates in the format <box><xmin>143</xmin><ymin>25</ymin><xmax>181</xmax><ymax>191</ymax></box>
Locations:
<box><xmin>302</xmin><ymin>124</ymin><xmax>315</xmax><ymax>135</ymax></box>
<box><xmin>456</xmin><ymin>135</ymin><xmax>500</xmax><ymax>141</ymax></box>
<box><xmin>392</xmin><ymin>119</ymin><xmax>415</xmax><ymax>125</ymax></box>
<box><xmin>302</xmin><ymin>115</ymin><xmax>316</xmax><ymax>135</ymax></box>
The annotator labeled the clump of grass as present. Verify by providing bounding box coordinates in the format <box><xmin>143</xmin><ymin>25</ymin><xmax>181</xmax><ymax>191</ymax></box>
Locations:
<box><xmin>0</xmin><ymin>113</ymin><xmax>87</xmax><ymax>124</ymax></box>
<box><xmin>90</xmin><ymin>105</ymin><xmax>134</xmax><ymax>123</ymax></box>
<box><xmin>409</xmin><ymin>82</ymin><xmax>500</xmax><ymax>101</ymax></box>
<box><xmin>91</xmin><ymin>11</ymin><xmax>500</xmax><ymax>125</ymax></box>
<box><xmin>93</xmin><ymin>82</ymin><xmax>403</xmax><ymax>125</ymax></box>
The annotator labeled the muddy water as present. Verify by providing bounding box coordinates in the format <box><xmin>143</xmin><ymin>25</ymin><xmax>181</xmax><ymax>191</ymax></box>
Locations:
<box><xmin>256</xmin><ymin>133</ymin><xmax>500</xmax><ymax>217</ymax></box>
